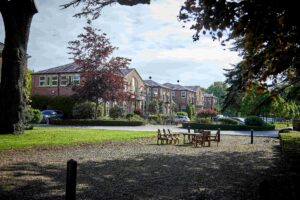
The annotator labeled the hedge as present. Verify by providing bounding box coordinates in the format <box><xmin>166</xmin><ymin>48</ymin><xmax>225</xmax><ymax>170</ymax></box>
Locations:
<box><xmin>182</xmin><ymin>122</ymin><xmax>275</xmax><ymax>131</ymax></box>
<box><xmin>50</xmin><ymin>119</ymin><xmax>144</xmax><ymax>126</ymax></box>
<box><xmin>293</xmin><ymin>120</ymin><xmax>300</xmax><ymax>131</ymax></box>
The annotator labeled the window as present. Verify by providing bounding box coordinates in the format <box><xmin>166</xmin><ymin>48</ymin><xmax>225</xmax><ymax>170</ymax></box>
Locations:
<box><xmin>71</xmin><ymin>74</ymin><xmax>80</xmax><ymax>85</ymax></box>
<box><xmin>39</xmin><ymin>76</ymin><xmax>46</xmax><ymax>86</ymax></box>
<box><xmin>60</xmin><ymin>75</ymin><xmax>68</xmax><ymax>86</ymax></box>
<box><xmin>153</xmin><ymin>88</ymin><xmax>158</xmax><ymax>97</ymax></box>
<box><xmin>51</xmin><ymin>75</ymin><xmax>58</xmax><ymax>86</ymax></box>
<box><xmin>171</xmin><ymin>91</ymin><xmax>175</xmax><ymax>97</ymax></box>
<box><xmin>181</xmin><ymin>91</ymin><xmax>186</xmax><ymax>98</ymax></box>
<box><xmin>131</xmin><ymin>78</ymin><xmax>136</xmax><ymax>92</ymax></box>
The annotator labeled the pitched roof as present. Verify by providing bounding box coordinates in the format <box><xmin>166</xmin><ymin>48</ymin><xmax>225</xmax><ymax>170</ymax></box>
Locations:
<box><xmin>185</xmin><ymin>86</ymin><xmax>202</xmax><ymax>92</ymax></box>
<box><xmin>144</xmin><ymin>80</ymin><xmax>170</xmax><ymax>89</ymax></box>
<box><xmin>120</xmin><ymin>68</ymin><xmax>135</xmax><ymax>76</ymax></box>
<box><xmin>33</xmin><ymin>63</ymin><xmax>82</xmax><ymax>74</ymax></box>
<box><xmin>163</xmin><ymin>83</ymin><xmax>195</xmax><ymax>92</ymax></box>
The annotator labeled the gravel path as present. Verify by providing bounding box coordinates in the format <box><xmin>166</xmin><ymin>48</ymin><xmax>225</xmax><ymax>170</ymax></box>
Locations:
<box><xmin>0</xmin><ymin>136</ymin><xmax>281</xmax><ymax>200</ymax></box>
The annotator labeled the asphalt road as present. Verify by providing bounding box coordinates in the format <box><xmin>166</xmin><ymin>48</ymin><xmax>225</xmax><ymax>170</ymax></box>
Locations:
<box><xmin>38</xmin><ymin>124</ymin><xmax>280</xmax><ymax>138</ymax></box>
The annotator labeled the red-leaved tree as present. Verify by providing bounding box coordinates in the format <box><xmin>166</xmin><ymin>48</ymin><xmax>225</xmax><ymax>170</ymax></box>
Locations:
<box><xmin>68</xmin><ymin>25</ymin><xmax>131</xmax><ymax>118</ymax></box>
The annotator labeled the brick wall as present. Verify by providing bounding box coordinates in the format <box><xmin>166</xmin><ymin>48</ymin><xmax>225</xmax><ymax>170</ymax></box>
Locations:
<box><xmin>31</xmin><ymin>74</ymin><xmax>75</xmax><ymax>96</ymax></box>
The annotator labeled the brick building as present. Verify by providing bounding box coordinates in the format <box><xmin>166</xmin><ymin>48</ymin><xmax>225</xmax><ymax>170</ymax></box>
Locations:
<box><xmin>144</xmin><ymin>79</ymin><xmax>172</xmax><ymax>114</ymax></box>
<box><xmin>186</xmin><ymin>86</ymin><xmax>204</xmax><ymax>112</ymax></box>
<box><xmin>203</xmin><ymin>93</ymin><xmax>218</xmax><ymax>110</ymax></box>
<box><xmin>163</xmin><ymin>83</ymin><xmax>196</xmax><ymax>112</ymax></box>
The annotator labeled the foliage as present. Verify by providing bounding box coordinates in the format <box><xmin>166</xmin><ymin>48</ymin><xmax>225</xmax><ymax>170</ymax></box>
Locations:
<box><xmin>186</xmin><ymin>104</ymin><xmax>195</xmax><ymax>120</ymax></box>
<box><xmin>126</xmin><ymin>113</ymin><xmax>134</xmax><ymax>121</ymax></box>
<box><xmin>109</xmin><ymin>106</ymin><xmax>123</xmax><ymax>119</ymax></box>
<box><xmin>50</xmin><ymin>119</ymin><xmax>144</xmax><ymax>126</ymax></box>
<box><xmin>24</xmin><ymin>107</ymin><xmax>42</xmax><ymax>124</ymax></box>
<box><xmin>245</xmin><ymin>116</ymin><xmax>264</xmax><ymax>126</ymax></box>
<box><xmin>180</xmin><ymin>0</ymin><xmax>300</xmax><ymax>92</ymax></box>
<box><xmin>206</xmin><ymin>81</ymin><xmax>227</xmax><ymax>110</ymax></box>
<box><xmin>31</xmin><ymin>95</ymin><xmax>76</xmax><ymax>118</ymax></box>
<box><xmin>148</xmin><ymin>100</ymin><xmax>159</xmax><ymax>114</ymax></box>
<box><xmin>217</xmin><ymin>118</ymin><xmax>238</xmax><ymax>125</ymax></box>
<box><xmin>183</xmin><ymin>123</ymin><xmax>275</xmax><ymax>131</ymax></box>
<box><xmin>69</xmin><ymin>25</ymin><xmax>130</xmax><ymax>110</ymax></box>
<box><xmin>0</xmin><ymin>127</ymin><xmax>152</xmax><ymax>150</ymax></box>
<box><xmin>72</xmin><ymin>102</ymin><xmax>98</xmax><ymax>119</ymax></box>
<box><xmin>293</xmin><ymin>120</ymin><xmax>300</xmax><ymax>131</ymax></box>
<box><xmin>176</xmin><ymin>112</ymin><xmax>188</xmax><ymax>116</ymax></box>
<box><xmin>25</xmin><ymin>68</ymin><xmax>32</xmax><ymax>103</ymax></box>
<box><xmin>197</xmin><ymin>109</ymin><xmax>217</xmax><ymax>118</ymax></box>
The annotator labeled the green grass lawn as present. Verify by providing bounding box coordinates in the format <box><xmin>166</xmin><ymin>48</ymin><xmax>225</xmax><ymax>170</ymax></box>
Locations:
<box><xmin>0</xmin><ymin>127</ymin><xmax>156</xmax><ymax>150</ymax></box>
<box><xmin>274</xmin><ymin>122</ymin><xmax>292</xmax><ymax>129</ymax></box>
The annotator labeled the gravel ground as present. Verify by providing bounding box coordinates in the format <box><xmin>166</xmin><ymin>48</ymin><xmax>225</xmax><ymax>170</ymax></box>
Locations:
<box><xmin>0</xmin><ymin>136</ymin><xmax>282</xmax><ymax>200</ymax></box>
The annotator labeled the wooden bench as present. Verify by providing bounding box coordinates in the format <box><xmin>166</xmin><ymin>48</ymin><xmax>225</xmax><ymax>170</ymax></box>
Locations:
<box><xmin>157</xmin><ymin>129</ymin><xmax>170</xmax><ymax>145</ymax></box>
<box><xmin>207</xmin><ymin>128</ymin><xmax>221</xmax><ymax>147</ymax></box>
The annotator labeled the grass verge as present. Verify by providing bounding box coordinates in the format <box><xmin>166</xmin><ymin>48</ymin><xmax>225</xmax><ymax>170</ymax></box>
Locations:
<box><xmin>0</xmin><ymin>127</ymin><xmax>155</xmax><ymax>150</ymax></box>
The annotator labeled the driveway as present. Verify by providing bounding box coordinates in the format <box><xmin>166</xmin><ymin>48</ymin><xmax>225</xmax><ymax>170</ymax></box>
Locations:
<box><xmin>38</xmin><ymin>124</ymin><xmax>279</xmax><ymax>137</ymax></box>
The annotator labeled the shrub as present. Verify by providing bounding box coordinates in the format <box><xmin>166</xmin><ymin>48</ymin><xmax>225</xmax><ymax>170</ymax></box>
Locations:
<box><xmin>134</xmin><ymin>109</ymin><xmax>142</xmax><ymax>116</ymax></box>
<box><xmin>50</xmin><ymin>119</ymin><xmax>144</xmax><ymax>126</ymax></box>
<box><xmin>218</xmin><ymin>117</ymin><xmax>238</xmax><ymax>125</ymax></box>
<box><xmin>72</xmin><ymin>102</ymin><xmax>97</xmax><ymax>119</ymax></box>
<box><xmin>31</xmin><ymin>94</ymin><xmax>50</xmax><ymax>110</ymax></box>
<box><xmin>126</xmin><ymin>113</ymin><xmax>134</xmax><ymax>121</ymax></box>
<box><xmin>24</xmin><ymin>107</ymin><xmax>42</xmax><ymax>124</ymax></box>
<box><xmin>109</xmin><ymin>106</ymin><xmax>123</xmax><ymax>119</ymax></box>
<box><xmin>197</xmin><ymin>109</ymin><xmax>217</xmax><ymax>118</ymax></box>
<box><xmin>176</xmin><ymin>112</ymin><xmax>188</xmax><ymax>116</ymax></box>
<box><xmin>182</xmin><ymin>122</ymin><xmax>275</xmax><ymax>131</ymax></box>
<box><xmin>245</xmin><ymin>116</ymin><xmax>264</xmax><ymax>126</ymax></box>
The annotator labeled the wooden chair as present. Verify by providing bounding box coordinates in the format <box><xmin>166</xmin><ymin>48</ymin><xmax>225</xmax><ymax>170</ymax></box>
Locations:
<box><xmin>207</xmin><ymin>128</ymin><xmax>221</xmax><ymax>146</ymax></box>
<box><xmin>193</xmin><ymin>131</ymin><xmax>211</xmax><ymax>147</ymax></box>
<box><xmin>157</xmin><ymin>129</ymin><xmax>169</xmax><ymax>145</ymax></box>
<box><xmin>167</xmin><ymin>129</ymin><xmax>180</xmax><ymax>144</ymax></box>
<box><xmin>163</xmin><ymin>129</ymin><xmax>174</xmax><ymax>144</ymax></box>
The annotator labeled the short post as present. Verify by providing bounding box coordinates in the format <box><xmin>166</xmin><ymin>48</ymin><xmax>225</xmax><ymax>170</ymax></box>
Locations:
<box><xmin>251</xmin><ymin>129</ymin><xmax>254</xmax><ymax>144</ymax></box>
<box><xmin>188</xmin><ymin>125</ymin><xmax>191</xmax><ymax>133</ymax></box>
<box><xmin>66</xmin><ymin>159</ymin><xmax>77</xmax><ymax>200</ymax></box>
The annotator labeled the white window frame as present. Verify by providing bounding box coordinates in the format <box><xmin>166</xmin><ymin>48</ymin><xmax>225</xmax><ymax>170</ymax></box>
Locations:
<box><xmin>39</xmin><ymin>76</ymin><xmax>46</xmax><ymax>87</ymax></box>
<box><xmin>51</xmin><ymin>75</ymin><xmax>58</xmax><ymax>86</ymax></box>
<box><xmin>153</xmin><ymin>88</ymin><xmax>158</xmax><ymax>97</ymax></box>
<box><xmin>72</xmin><ymin>74</ymin><xmax>80</xmax><ymax>85</ymax></box>
<box><xmin>60</xmin><ymin>74</ymin><xmax>69</xmax><ymax>86</ymax></box>
<box><xmin>181</xmin><ymin>91</ymin><xmax>186</xmax><ymax>98</ymax></box>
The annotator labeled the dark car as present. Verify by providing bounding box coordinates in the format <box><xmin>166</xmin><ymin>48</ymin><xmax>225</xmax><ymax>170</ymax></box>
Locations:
<box><xmin>41</xmin><ymin>110</ymin><xmax>64</xmax><ymax>123</ymax></box>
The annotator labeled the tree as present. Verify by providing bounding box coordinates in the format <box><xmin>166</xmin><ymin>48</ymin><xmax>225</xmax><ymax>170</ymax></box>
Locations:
<box><xmin>206</xmin><ymin>81</ymin><xmax>227</xmax><ymax>110</ymax></box>
<box><xmin>0</xmin><ymin>0</ymin><xmax>38</xmax><ymax>134</ymax></box>
<box><xmin>148</xmin><ymin>100</ymin><xmax>159</xmax><ymax>114</ymax></box>
<box><xmin>69</xmin><ymin>25</ymin><xmax>130</xmax><ymax>118</ymax></box>
<box><xmin>179</xmin><ymin>0</ymin><xmax>300</xmax><ymax>106</ymax></box>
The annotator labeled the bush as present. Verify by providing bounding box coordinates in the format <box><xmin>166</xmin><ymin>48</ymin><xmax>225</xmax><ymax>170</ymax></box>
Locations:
<box><xmin>126</xmin><ymin>113</ymin><xmax>134</xmax><ymax>121</ymax></box>
<box><xmin>245</xmin><ymin>116</ymin><xmax>264</xmax><ymax>126</ymax></box>
<box><xmin>30</xmin><ymin>109</ymin><xmax>43</xmax><ymax>123</ymax></box>
<box><xmin>176</xmin><ymin>112</ymin><xmax>188</xmax><ymax>116</ymax></box>
<box><xmin>109</xmin><ymin>106</ymin><xmax>123</xmax><ymax>119</ymax></box>
<box><xmin>197</xmin><ymin>109</ymin><xmax>217</xmax><ymax>118</ymax></box>
<box><xmin>182</xmin><ymin>122</ymin><xmax>275</xmax><ymax>131</ymax></box>
<box><xmin>50</xmin><ymin>119</ymin><xmax>144</xmax><ymax>126</ymax></box>
<box><xmin>218</xmin><ymin>117</ymin><xmax>238</xmax><ymax>125</ymax></box>
<box><xmin>72</xmin><ymin>102</ymin><xmax>97</xmax><ymax>119</ymax></box>
<box><xmin>24</xmin><ymin>107</ymin><xmax>42</xmax><ymax>124</ymax></box>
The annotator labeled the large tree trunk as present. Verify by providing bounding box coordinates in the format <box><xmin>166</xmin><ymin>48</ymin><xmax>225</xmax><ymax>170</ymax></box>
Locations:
<box><xmin>0</xmin><ymin>0</ymin><xmax>37</xmax><ymax>134</ymax></box>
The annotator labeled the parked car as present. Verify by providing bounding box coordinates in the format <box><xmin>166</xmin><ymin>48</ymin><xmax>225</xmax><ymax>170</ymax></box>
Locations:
<box><xmin>41</xmin><ymin>110</ymin><xmax>64</xmax><ymax>123</ymax></box>
<box><xmin>174</xmin><ymin>115</ymin><xmax>190</xmax><ymax>124</ymax></box>
<box><xmin>229</xmin><ymin>117</ymin><xmax>245</xmax><ymax>125</ymax></box>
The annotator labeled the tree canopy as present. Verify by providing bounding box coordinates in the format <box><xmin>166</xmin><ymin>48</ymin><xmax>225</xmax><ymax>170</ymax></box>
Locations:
<box><xmin>179</xmin><ymin>0</ymin><xmax>300</xmax><ymax>108</ymax></box>
<box><xmin>69</xmin><ymin>25</ymin><xmax>130</xmax><ymax>115</ymax></box>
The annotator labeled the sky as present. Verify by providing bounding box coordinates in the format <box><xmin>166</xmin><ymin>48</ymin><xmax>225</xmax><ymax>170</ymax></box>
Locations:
<box><xmin>0</xmin><ymin>0</ymin><xmax>241</xmax><ymax>88</ymax></box>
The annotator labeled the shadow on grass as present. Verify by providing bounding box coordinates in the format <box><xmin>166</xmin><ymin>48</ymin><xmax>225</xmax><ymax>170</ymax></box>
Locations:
<box><xmin>0</xmin><ymin>149</ymin><xmax>284</xmax><ymax>200</ymax></box>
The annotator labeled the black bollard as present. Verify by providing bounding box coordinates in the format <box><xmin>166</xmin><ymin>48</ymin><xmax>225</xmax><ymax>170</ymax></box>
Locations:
<box><xmin>251</xmin><ymin>129</ymin><xmax>253</xmax><ymax>144</ymax></box>
<box><xmin>66</xmin><ymin>159</ymin><xmax>77</xmax><ymax>200</ymax></box>
<box><xmin>188</xmin><ymin>125</ymin><xmax>191</xmax><ymax>133</ymax></box>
